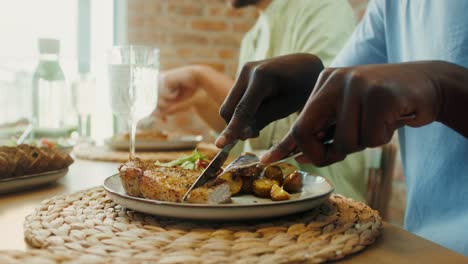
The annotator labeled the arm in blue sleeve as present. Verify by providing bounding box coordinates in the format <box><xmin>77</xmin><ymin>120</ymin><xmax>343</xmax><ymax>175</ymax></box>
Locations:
<box><xmin>331</xmin><ymin>0</ymin><xmax>388</xmax><ymax>67</ymax></box>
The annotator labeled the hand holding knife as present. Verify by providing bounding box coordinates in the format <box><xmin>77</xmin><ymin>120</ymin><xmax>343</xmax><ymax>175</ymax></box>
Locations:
<box><xmin>184</xmin><ymin>113</ymin><xmax>415</xmax><ymax>201</ymax></box>
<box><xmin>182</xmin><ymin>139</ymin><xmax>239</xmax><ymax>202</ymax></box>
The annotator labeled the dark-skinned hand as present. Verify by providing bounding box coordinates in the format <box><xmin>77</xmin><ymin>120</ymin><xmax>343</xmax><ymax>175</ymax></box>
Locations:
<box><xmin>262</xmin><ymin>61</ymin><xmax>468</xmax><ymax>166</ymax></box>
<box><xmin>217</xmin><ymin>54</ymin><xmax>468</xmax><ymax>166</ymax></box>
<box><xmin>215</xmin><ymin>53</ymin><xmax>324</xmax><ymax>147</ymax></box>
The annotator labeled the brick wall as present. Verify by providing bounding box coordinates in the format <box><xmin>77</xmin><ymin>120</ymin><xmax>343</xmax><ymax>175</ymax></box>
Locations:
<box><xmin>127</xmin><ymin>0</ymin><xmax>369</xmax><ymax>77</ymax></box>
<box><xmin>127</xmin><ymin>0</ymin><xmax>258</xmax><ymax>77</ymax></box>
<box><xmin>127</xmin><ymin>0</ymin><xmax>407</xmax><ymax>226</ymax></box>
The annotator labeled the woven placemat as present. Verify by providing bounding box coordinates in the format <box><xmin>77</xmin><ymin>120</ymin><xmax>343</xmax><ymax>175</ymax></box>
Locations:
<box><xmin>0</xmin><ymin>249</ymin><xmax>115</xmax><ymax>264</ymax></box>
<box><xmin>24</xmin><ymin>187</ymin><xmax>382</xmax><ymax>263</ymax></box>
<box><xmin>73</xmin><ymin>143</ymin><xmax>218</xmax><ymax>163</ymax></box>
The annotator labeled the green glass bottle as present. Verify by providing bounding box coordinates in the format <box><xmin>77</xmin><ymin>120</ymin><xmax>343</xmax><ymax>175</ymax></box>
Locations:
<box><xmin>32</xmin><ymin>38</ymin><xmax>74</xmax><ymax>137</ymax></box>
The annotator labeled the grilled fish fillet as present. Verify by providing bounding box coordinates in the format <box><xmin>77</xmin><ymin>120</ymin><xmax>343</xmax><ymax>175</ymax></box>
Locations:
<box><xmin>119</xmin><ymin>158</ymin><xmax>231</xmax><ymax>204</ymax></box>
<box><xmin>185</xmin><ymin>183</ymin><xmax>231</xmax><ymax>204</ymax></box>
<box><xmin>118</xmin><ymin>159</ymin><xmax>147</xmax><ymax>198</ymax></box>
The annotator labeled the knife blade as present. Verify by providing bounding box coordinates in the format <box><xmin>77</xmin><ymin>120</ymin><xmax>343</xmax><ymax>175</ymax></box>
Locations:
<box><xmin>182</xmin><ymin>139</ymin><xmax>239</xmax><ymax>202</ymax></box>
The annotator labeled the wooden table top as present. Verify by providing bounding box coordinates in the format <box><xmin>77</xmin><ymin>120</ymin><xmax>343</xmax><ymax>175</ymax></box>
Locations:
<box><xmin>0</xmin><ymin>159</ymin><xmax>466</xmax><ymax>263</ymax></box>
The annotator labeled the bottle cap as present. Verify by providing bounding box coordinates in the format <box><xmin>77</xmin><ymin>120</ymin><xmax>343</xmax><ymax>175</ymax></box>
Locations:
<box><xmin>38</xmin><ymin>38</ymin><xmax>60</xmax><ymax>54</ymax></box>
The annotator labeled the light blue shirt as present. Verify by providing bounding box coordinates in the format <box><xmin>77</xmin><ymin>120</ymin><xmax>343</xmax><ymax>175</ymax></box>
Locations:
<box><xmin>332</xmin><ymin>0</ymin><xmax>468</xmax><ymax>255</ymax></box>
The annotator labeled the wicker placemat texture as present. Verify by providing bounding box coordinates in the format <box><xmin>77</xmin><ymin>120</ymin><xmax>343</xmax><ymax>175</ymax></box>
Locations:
<box><xmin>23</xmin><ymin>187</ymin><xmax>382</xmax><ymax>263</ymax></box>
<box><xmin>73</xmin><ymin>143</ymin><xmax>218</xmax><ymax>163</ymax></box>
<box><xmin>0</xmin><ymin>249</ymin><xmax>116</xmax><ymax>264</ymax></box>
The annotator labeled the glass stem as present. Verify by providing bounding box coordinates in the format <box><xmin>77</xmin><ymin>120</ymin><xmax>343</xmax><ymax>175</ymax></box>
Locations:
<box><xmin>128</xmin><ymin>118</ymin><xmax>137</xmax><ymax>159</ymax></box>
<box><xmin>86</xmin><ymin>114</ymin><xmax>92</xmax><ymax>137</ymax></box>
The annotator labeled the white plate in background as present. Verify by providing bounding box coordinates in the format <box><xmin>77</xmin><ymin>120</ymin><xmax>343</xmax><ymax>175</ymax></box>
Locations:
<box><xmin>104</xmin><ymin>135</ymin><xmax>203</xmax><ymax>151</ymax></box>
<box><xmin>0</xmin><ymin>168</ymin><xmax>68</xmax><ymax>195</ymax></box>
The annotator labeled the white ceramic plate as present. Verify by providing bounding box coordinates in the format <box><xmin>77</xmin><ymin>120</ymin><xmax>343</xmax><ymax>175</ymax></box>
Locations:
<box><xmin>0</xmin><ymin>168</ymin><xmax>68</xmax><ymax>194</ymax></box>
<box><xmin>104</xmin><ymin>135</ymin><xmax>203</xmax><ymax>151</ymax></box>
<box><xmin>104</xmin><ymin>172</ymin><xmax>334</xmax><ymax>221</ymax></box>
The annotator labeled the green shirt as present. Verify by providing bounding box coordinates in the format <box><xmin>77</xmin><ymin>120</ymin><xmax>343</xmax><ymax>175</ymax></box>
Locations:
<box><xmin>235</xmin><ymin>0</ymin><xmax>367</xmax><ymax>201</ymax></box>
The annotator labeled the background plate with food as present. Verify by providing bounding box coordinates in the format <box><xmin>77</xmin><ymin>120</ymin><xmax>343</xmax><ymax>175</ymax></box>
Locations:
<box><xmin>0</xmin><ymin>168</ymin><xmax>68</xmax><ymax>194</ymax></box>
<box><xmin>105</xmin><ymin>131</ymin><xmax>203</xmax><ymax>151</ymax></box>
<box><xmin>0</xmin><ymin>138</ymin><xmax>74</xmax><ymax>194</ymax></box>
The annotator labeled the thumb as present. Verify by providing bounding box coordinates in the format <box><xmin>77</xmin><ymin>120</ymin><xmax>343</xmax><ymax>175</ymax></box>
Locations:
<box><xmin>260</xmin><ymin>132</ymin><xmax>297</xmax><ymax>164</ymax></box>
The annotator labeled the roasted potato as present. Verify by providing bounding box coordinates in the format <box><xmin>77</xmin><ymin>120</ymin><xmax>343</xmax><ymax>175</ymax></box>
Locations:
<box><xmin>262</xmin><ymin>165</ymin><xmax>283</xmax><ymax>185</ymax></box>
<box><xmin>276</xmin><ymin>162</ymin><xmax>297</xmax><ymax>177</ymax></box>
<box><xmin>241</xmin><ymin>176</ymin><xmax>255</xmax><ymax>194</ymax></box>
<box><xmin>270</xmin><ymin>184</ymin><xmax>291</xmax><ymax>201</ymax></box>
<box><xmin>217</xmin><ymin>171</ymin><xmax>243</xmax><ymax>195</ymax></box>
<box><xmin>282</xmin><ymin>171</ymin><xmax>303</xmax><ymax>193</ymax></box>
<box><xmin>252</xmin><ymin>178</ymin><xmax>279</xmax><ymax>198</ymax></box>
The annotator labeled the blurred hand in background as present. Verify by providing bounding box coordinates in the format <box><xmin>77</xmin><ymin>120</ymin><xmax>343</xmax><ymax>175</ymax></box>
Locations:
<box><xmin>156</xmin><ymin>65</ymin><xmax>234</xmax><ymax>132</ymax></box>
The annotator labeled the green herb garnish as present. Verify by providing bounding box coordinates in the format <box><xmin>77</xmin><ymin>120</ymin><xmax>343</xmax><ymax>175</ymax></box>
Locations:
<box><xmin>155</xmin><ymin>149</ymin><xmax>210</xmax><ymax>171</ymax></box>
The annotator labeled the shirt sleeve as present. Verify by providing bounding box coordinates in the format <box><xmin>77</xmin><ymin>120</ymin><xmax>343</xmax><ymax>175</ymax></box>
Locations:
<box><xmin>331</xmin><ymin>0</ymin><xmax>388</xmax><ymax>67</ymax></box>
<box><xmin>286</xmin><ymin>0</ymin><xmax>357</xmax><ymax>67</ymax></box>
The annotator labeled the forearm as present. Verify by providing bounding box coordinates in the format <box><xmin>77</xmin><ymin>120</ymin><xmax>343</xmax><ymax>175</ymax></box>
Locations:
<box><xmin>187</xmin><ymin>65</ymin><xmax>234</xmax><ymax>132</ymax></box>
<box><xmin>193</xmin><ymin>97</ymin><xmax>226</xmax><ymax>132</ymax></box>
<box><xmin>191</xmin><ymin>65</ymin><xmax>234</xmax><ymax>106</ymax></box>
<box><xmin>434</xmin><ymin>61</ymin><xmax>468</xmax><ymax>138</ymax></box>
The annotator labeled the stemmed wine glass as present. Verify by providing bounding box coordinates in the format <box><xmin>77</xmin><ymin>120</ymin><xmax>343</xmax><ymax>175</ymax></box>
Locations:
<box><xmin>108</xmin><ymin>46</ymin><xmax>159</xmax><ymax>158</ymax></box>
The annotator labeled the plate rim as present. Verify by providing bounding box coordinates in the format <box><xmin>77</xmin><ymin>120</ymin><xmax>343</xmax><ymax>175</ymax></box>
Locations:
<box><xmin>103</xmin><ymin>172</ymin><xmax>334</xmax><ymax>209</ymax></box>
<box><xmin>105</xmin><ymin>135</ymin><xmax>203</xmax><ymax>145</ymax></box>
<box><xmin>0</xmin><ymin>168</ymin><xmax>69</xmax><ymax>183</ymax></box>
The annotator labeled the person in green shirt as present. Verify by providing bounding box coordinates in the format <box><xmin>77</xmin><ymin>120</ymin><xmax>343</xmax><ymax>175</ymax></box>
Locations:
<box><xmin>157</xmin><ymin>0</ymin><xmax>367</xmax><ymax>201</ymax></box>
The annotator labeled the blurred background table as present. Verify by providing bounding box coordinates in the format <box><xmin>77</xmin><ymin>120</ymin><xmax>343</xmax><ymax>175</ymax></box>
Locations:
<box><xmin>0</xmin><ymin>159</ymin><xmax>466</xmax><ymax>263</ymax></box>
